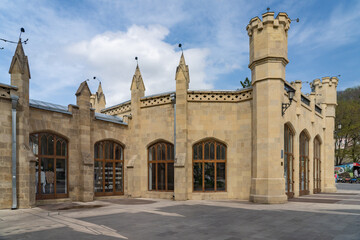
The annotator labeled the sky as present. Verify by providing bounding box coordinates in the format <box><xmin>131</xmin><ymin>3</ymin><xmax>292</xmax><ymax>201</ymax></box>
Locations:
<box><xmin>0</xmin><ymin>0</ymin><xmax>359</xmax><ymax>107</ymax></box>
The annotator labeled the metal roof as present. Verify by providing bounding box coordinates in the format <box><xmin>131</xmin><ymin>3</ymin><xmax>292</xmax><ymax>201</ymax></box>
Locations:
<box><xmin>94</xmin><ymin>112</ymin><xmax>127</xmax><ymax>125</ymax></box>
<box><xmin>29</xmin><ymin>99</ymin><xmax>72</xmax><ymax>115</ymax></box>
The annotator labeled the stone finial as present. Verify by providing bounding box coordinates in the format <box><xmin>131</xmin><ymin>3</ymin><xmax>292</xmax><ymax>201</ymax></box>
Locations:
<box><xmin>9</xmin><ymin>39</ymin><xmax>31</xmax><ymax>79</ymax></box>
<box><xmin>175</xmin><ymin>52</ymin><xmax>190</xmax><ymax>84</ymax></box>
<box><xmin>76</xmin><ymin>81</ymin><xmax>91</xmax><ymax>97</ymax></box>
<box><xmin>130</xmin><ymin>64</ymin><xmax>145</xmax><ymax>92</ymax></box>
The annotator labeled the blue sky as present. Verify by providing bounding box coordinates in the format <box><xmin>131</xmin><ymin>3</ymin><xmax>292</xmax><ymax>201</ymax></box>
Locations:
<box><xmin>0</xmin><ymin>0</ymin><xmax>359</xmax><ymax>107</ymax></box>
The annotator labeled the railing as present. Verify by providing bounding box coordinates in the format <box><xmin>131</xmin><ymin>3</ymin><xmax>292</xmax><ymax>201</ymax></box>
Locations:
<box><xmin>301</xmin><ymin>95</ymin><xmax>310</xmax><ymax>106</ymax></box>
<box><xmin>315</xmin><ymin>104</ymin><xmax>322</xmax><ymax>114</ymax></box>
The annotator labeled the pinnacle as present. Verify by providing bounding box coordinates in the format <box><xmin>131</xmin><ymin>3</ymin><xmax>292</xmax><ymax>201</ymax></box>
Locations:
<box><xmin>97</xmin><ymin>82</ymin><xmax>103</xmax><ymax>93</ymax></box>
<box><xmin>179</xmin><ymin>52</ymin><xmax>186</xmax><ymax>66</ymax></box>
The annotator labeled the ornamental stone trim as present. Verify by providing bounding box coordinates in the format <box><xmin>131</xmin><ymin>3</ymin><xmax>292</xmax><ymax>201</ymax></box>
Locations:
<box><xmin>187</xmin><ymin>89</ymin><xmax>252</xmax><ymax>102</ymax></box>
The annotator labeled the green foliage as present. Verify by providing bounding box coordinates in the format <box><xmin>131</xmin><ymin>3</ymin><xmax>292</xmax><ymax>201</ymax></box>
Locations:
<box><xmin>240</xmin><ymin>77</ymin><xmax>251</xmax><ymax>88</ymax></box>
<box><xmin>335</xmin><ymin>86</ymin><xmax>360</xmax><ymax>165</ymax></box>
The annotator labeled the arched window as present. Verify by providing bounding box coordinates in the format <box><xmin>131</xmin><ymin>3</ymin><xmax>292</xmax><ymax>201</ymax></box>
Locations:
<box><xmin>94</xmin><ymin>140</ymin><xmax>124</xmax><ymax>196</ymax></box>
<box><xmin>30</xmin><ymin>132</ymin><xmax>68</xmax><ymax>199</ymax></box>
<box><xmin>299</xmin><ymin>131</ymin><xmax>310</xmax><ymax>196</ymax></box>
<box><xmin>313</xmin><ymin>137</ymin><xmax>321</xmax><ymax>193</ymax></box>
<box><xmin>193</xmin><ymin>139</ymin><xmax>226</xmax><ymax>192</ymax></box>
<box><xmin>284</xmin><ymin>124</ymin><xmax>294</xmax><ymax>198</ymax></box>
<box><xmin>148</xmin><ymin>142</ymin><xmax>174</xmax><ymax>191</ymax></box>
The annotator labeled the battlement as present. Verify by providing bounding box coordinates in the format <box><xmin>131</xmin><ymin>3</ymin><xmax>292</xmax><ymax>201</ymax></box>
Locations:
<box><xmin>247</xmin><ymin>12</ymin><xmax>290</xmax><ymax>37</ymax></box>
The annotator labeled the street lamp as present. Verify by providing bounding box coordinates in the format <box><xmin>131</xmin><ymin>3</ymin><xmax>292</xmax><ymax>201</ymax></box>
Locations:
<box><xmin>282</xmin><ymin>88</ymin><xmax>295</xmax><ymax>116</ymax></box>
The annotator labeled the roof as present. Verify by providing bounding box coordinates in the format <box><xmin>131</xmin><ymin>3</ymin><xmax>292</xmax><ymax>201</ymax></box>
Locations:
<box><xmin>29</xmin><ymin>99</ymin><xmax>72</xmax><ymax>115</ymax></box>
<box><xmin>94</xmin><ymin>112</ymin><xmax>127</xmax><ymax>125</ymax></box>
<box><xmin>0</xmin><ymin>82</ymin><xmax>18</xmax><ymax>90</ymax></box>
<box><xmin>30</xmin><ymin>99</ymin><xmax>127</xmax><ymax>125</ymax></box>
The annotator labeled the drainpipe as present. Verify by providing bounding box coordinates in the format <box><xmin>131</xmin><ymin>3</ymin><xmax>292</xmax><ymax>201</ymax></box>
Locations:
<box><xmin>170</xmin><ymin>93</ymin><xmax>176</xmax><ymax>158</ymax></box>
<box><xmin>11</xmin><ymin>94</ymin><xmax>19</xmax><ymax>210</ymax></box>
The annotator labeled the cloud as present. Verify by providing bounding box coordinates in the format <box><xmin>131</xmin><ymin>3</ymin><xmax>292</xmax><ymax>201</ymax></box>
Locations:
<box><xmin>289</xmin><ymin>1</ymin><xmax>360</xmax><ymax>50</ymax></box>
<box><xmin>67</xmin><ymin>25</ymin><xmax>211</xmax><ymax>106</ymax></box>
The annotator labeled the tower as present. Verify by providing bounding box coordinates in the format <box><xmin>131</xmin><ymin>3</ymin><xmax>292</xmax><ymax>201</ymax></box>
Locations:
<box><xmin>247</xmin><ymin>12</ymin><xmax>291</xmax><ymax>203</ymax></box>
<box><xmin>311</xmin><ymin>77</ymin><xmax>338</xmax><ymax>193</ymax></box>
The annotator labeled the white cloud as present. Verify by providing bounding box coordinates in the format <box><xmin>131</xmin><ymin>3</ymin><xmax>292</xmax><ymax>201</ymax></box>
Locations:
<box><xmin>68</xmin><ymin>25</ymin><xmax>211</xmax><ymax>106</ymax></box>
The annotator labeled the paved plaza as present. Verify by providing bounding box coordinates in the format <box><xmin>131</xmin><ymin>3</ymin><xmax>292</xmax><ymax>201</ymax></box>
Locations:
<box><xmin>1</xmin><ymin>183</ymin><xmax>360</xmax><ymax>240</ymax></box>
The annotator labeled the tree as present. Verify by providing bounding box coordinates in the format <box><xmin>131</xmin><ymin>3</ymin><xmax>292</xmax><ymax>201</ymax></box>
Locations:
<box><xmin>240</xmin><ymin>77</ymin><xmax>251</xmax><ymax>88</ymax></box>
<box><xmin>335</xmin><ymin>86</ymin><xmax>360</xmax><ymax>165</ymax></box>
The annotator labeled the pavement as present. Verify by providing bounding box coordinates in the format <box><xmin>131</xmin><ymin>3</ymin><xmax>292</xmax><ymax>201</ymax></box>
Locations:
<box><xmin>1</xmin><ymin>183</ymin><xmax>360</xmax><ymax>240</ymax></box>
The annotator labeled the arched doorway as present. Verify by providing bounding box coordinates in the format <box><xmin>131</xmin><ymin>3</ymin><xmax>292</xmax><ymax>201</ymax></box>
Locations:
<box><xmin>299</xmin><ymin>131</ymin><xmax>310</xmax><ymax>196</ymax></box>
<box><xmin>30</xmin><ymin>132</ymin><xmax>68</xmax><ymax>199</ymax></box>
<box><xmin>284</xmin><ymin>124</ymin><xmax>294</xmax><ymax>198</ymax></box>
<box><xmin>313</xmin><ymin>136</ymin><xmax>321</xmax><ymax>193</ymax></box>
<box><xmin>94</xmin><ymin>140</ymin><xmax>124</xmax><ymax>196</ymax></box>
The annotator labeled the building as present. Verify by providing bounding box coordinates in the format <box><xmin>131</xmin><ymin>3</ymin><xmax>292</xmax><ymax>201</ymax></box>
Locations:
<box><xmin>0</xmin><ymin>12</ymin><xmax>338</xmax><ymax>209</ymax></box>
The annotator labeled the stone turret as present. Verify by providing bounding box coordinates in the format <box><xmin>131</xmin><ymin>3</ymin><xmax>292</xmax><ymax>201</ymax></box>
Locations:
<box><xmin>311</xmin><ymin>76</ymin><xmax>338</xmax><ymax>193</ymax></box>
<box><xmin>90</xmin><ymin>82</ymin><xmax>106</xmax><ymax>113</ymax></box>
<box><xmin>174</xmin><ymin>52</ymin><xmax>189</xmax><ymax>200</ymax></box>
<box><xmin>9</xmin><ymin>39</ymin><xmax>35</xmax><ymax>208</ymax></box>
<box><xmin>247</xmin><ymin>12</ymin><xmax>291</xmax><ymax>203</ymax></box>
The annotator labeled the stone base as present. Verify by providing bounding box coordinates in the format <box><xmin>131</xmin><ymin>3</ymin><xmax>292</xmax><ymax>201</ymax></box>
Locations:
<box><xmin>250</xmin><ymin>178</ymin><xmax>287</xmax><ymax>204</ymax></box>
<box><xmin>323</xmin><ymin>186</ymin><xmax>337</xmax><ymax>193</ymax></box>
<box><xmin>250</xmin><ymin>194</ymin><xmax>287</xmax><ymax>204</ymax></box>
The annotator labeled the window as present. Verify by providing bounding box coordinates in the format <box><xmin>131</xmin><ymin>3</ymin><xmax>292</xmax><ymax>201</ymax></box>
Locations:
<box><xmin>30</xmin><ymin>132</ymin><xmax>68</xmax><ymax>199</ymax></box>
<box><xmin>299</xmin><ymin>131</ymin><xmax>310</xmax><ymax>196</ymax></box>
<box><xmin>284</xmin><ymin>125</ymin><xmax>294</xmax><ymax>198</ymax></box>
<box><xmin>94</xmin><ymin>140</ymin><xmax>124</xmax><ymax>196</ymax></box>
<box><xmin>313</xmin><ymin>137</ymin><xmax>321</xmax><ymax>193</ymax></box>
<box><xmin>148</xmin><ymin>142</ymin><xmax>174</xmax><ymax>191</ymax></box>
<box><xmin>193</xmin><ymin>139</ymin><xmax>226</xmax><ymax>192</ymax></box>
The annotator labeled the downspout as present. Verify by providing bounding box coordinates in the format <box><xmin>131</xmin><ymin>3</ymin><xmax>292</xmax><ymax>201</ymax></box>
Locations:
<box><xmin>171</xmin><ymin>93</ymin><xmax>176</xmax><ymax>200</ymax></box>
<box><xmin>11</xmin><ymin>94</ymin><xmax>19</xmax><ymax>210</ymax></box>
<box><xmin>170</xmin><ymin>93</ymin><xmax>176</xmax><ymax>157</ymax></box>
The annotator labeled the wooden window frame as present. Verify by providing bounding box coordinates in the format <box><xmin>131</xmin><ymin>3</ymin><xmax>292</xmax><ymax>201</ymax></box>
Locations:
<box><xmin>94</xmin><ymin>140</ymin><xmax>124</xmax><ymax>196</ymax></box>
<box><xmin>313</xmin><ymin>137</ymin><xmax>321</xmax><ymax>194</ymax></box>
<box><xmin>148</xmin><ymin>142</ymin><xmax>174</xmax><ymax>192</ymax></box>
<box><xmin>30</xmin><ymin>132</ymin><xmax>69</xmax><ymax>200</ymax></box>
<box><xmin>299</xmin><ymin>132</ymin><xmax>310</xmax><ymax>196</ymax></box>
<box><xmin>284</xmin><ymin>125</ymin><xmax>294</xmax><ymax>199</ymax></box>
<box><xmin>192</xmin><ymin>139</ymin><xmax>227</xmax><ymax>192</ymax></box>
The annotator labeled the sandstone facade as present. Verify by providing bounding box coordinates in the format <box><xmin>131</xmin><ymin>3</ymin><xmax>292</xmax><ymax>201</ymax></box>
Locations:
<box><xmin>0</xmin><ymin>12</ymin><xmax>337</xmax><ymax>209</ymax></box>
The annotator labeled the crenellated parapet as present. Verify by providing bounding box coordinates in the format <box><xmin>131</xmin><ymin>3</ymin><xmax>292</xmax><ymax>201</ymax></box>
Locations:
<box><xmin>247</xmin><ymin>12</ymin><xmax>290</xmax><ymax>37</ymax></box>
<box><xmin>311</xmin><ymin>76</ymin><xmax>338</xmax><ymax>106</ymax></box>
<box><xmin>247</xmin><ymin>12</ymin><xmax>291</xmax><ymax>83</ymax></box>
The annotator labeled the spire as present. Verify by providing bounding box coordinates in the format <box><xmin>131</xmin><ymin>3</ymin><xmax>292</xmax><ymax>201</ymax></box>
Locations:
<box><xmin>9</xmin><ymin>39</ymin><xmax>31</xmax><ymax>78</ymax></box>
<box><xmin>175</xmin><ymin>52</ymin><xmax>190</xmax><ymax>84</ymax></box>
<box><xmin>76</xmin><ymin>81</ymin><xmax>91</xmax><ymax>96</ymax></box>
<box><xmin>179</xmin><ymin>52</ymin><xmax>186</xmax><ymax>66</ymax></box>
<box><xmin>130</xmin><ymin>64</ymin><xmax>145</xmax><ymax>91</ymax></box>
<box><xmin>97</xmin><ymin>82</ymin><xmax>103</xmax><ymax>94</ymax></box>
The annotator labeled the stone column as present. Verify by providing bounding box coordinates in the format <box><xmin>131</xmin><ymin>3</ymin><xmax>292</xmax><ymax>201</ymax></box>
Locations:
<box><xmin>247</xmin><ymin>12</ymin><xmax>291</xmax><ymax>203</ymax></box>
<box><xmin>129</xmin><ymin>65</ymin><xmax>145</xmax><ymax>197</ymax></box>
<box><xmin>75</xmin><ymin>81</ymin><xmax>94</xmax><ymax>201</ymax></box>
<box><xmin>174</xmin><ymin>53</ymin><xmax>189</xmax><ymax>200</ymax></box>
<box><xmin>321</xmin><ymin>77</ymin><xmax>338</xmax><ymax>193</ymax></box>
<box><xmin>9</xmin><ymin>40</ymin><xmax>36</xmax><ymax>208</ymax></box>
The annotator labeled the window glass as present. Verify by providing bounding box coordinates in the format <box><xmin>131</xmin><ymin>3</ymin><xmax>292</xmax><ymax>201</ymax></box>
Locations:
<box><xmin>193</xmin><ymin>162</ymin><xmax>203</xmax><ymax>191</ymax></box>
<box><xmin>193</xmin><ymin>139</ymin><xmax>227</xmax><ymax>192</ymax></box>
<box><xmin>167</xmin><ymin>163</ymin><xmax>174</xmax><ymax>190</ymax></box>
<box><xmin>48</xmin><ymin>135</ymin><xmax>54</xmax><ymax>155</ymax></box>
